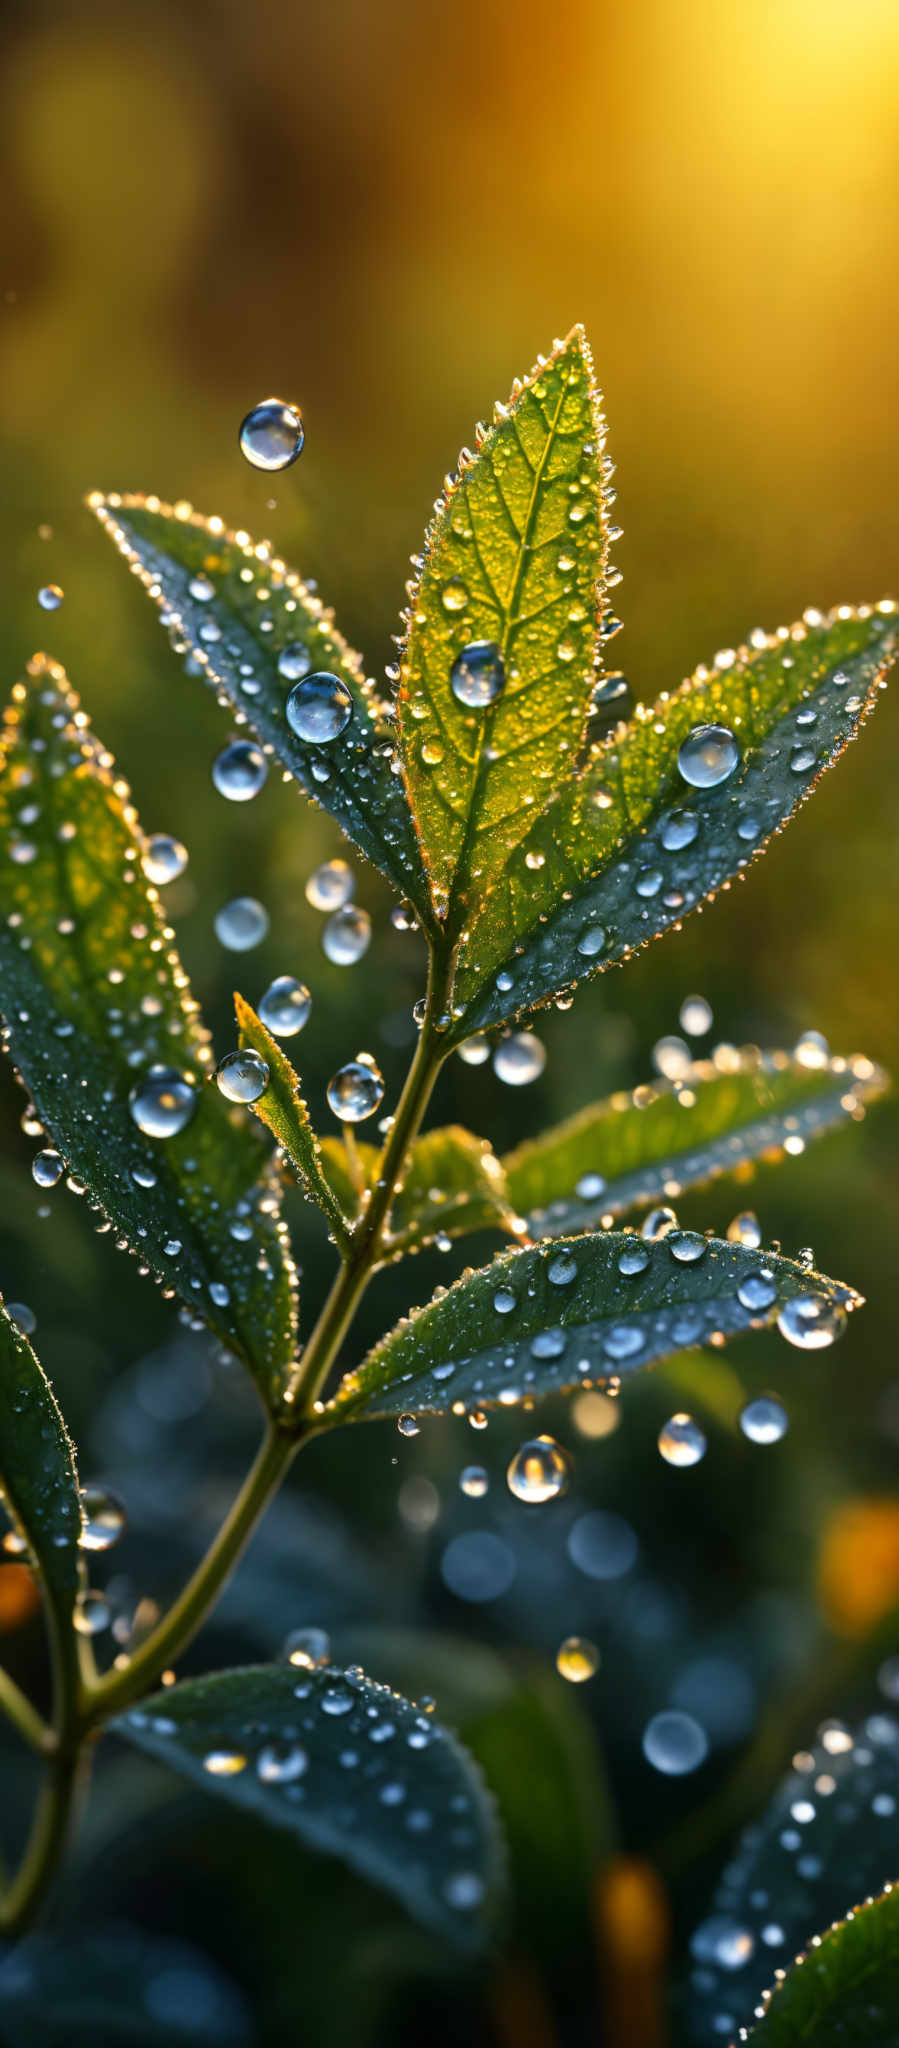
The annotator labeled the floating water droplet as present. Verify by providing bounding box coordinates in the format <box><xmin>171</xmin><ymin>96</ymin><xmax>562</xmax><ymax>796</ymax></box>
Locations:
<box><xmin>506</xmin><ymin>1435</ymin><xmax>570</xmax><ymax>1504</ymax></box>
<box><xmin>305</xmin><ymin>859</ymin><xmax>354</xmax><ymax>912</ymax></box>
<box><xmin>141</xmin><ymin>834</ymin><xmax>189</xmax><ymax>885</ymax></box>
<box><xmin>239</xmin><ymin>397</ymin><xmax>304</xmax><ymax>470</ymax></box>
<box><xmin>642</xmin><ymin>1709</ymin><xmax>708</xmax><ymax>1775</ymax></box>
<box><xmin>203</xmin><ymin>1748</ymin><xmax>248</xmax><ymax>1775</ymax></box>
<box><xmin>129</xmin><ymin>1067</ymin><xmax>197</xmax><ymax>1139</ymax></box>
<box><xmin>658</xmin><ymin>1413</ymin><xmax>706</xmax><ymax>1467</ymax></box>
<box><xmin>214</xmin><ymin>896</ymin><xmax>269</xmax><ymax>952</ymax></box>
<box><xmin>493</xmin><ymin>1033</ymin><xmax>546</xmax><ymax>1086</ymax></box>
<box><xmin>457</xmin><ymin>1033</ymin><xmax>491</xmax><ymax>1066</ymax></box>
<box><xmin>556</xmin><ymin>1636</ymin><xmax>600</xmax><ymax>1683</ymax></box>
<box><xmin>677</xmin><ymin>725</ymin><xmax>739</xmax><ymax>789</ymax></box>
<box><xmin>449</xmin><ymin>639</ymin><xmax>505</xmax><ymax>708</ymax></box>
<box><xmin>258</xmin><ymin>976</ymin><xmax>311</xmax><ymax>1037</ymax></box>
<box><xmin>37</xmin><ymin>583</ymin><xmax>64</xmax><ymax>611</ymax></box>
<box><xmin>660</xmin><ymin>809</ymin><xmax>699</xmax><ymax>851</ymax></box>
<box><xmin>286</xmin><ymin>673</ymin><xmax>353</xmax><ymax>743</ymax></box>
<box><xmin>441</xmin><ymin>577</ymin><xmax>470</xmax><ymax>614</ymax></box>
<box><xmin>277</xmin><ymin>643</ymin><xmax>312</xmax><ymax>682</ymax></box>
<box><xmin>32</xmin><ymin>1148</ymin><xmax>63</xmax><ymax>1189</ymax></box>
<box><xmin>73</xmin><ymin>1589</ymin><xmax>111</xmax><ymax>1636</ymax></box>
<box><xmin>459</xmin><ymin>1465</ymin><xmax>489</xmax><ymax>1498</ymax></box>
<box><xmin>727</xmin><ymin>1211</ymin><xmax>761</xmax><ymax>1248</ymax></box>
<box><xmin>80</xmin><ymin>1483</ymin><xmax>126</xmax><ymax>1552</ymax></box>
<box><xmin>327</xmin><ymin>1054</ymin><xmax>384</xmax><ymax>1123</ymax></box>
<box><xmin>653</xmin><ymin>1034</ymin><xmax>692</xmax><ymax>1079</ymax></box>
<box><xmin>282</xmin><ymin>1626</ymin><xmax>331</xmax><ymax>1669</ymax></box>
<box><xmin>322</xmin><ymin>904</ymin><xmax>371</xmax><ymax>965</ymax></box>
<box><xmin>777</xmin><ymin>1294</ymin><xmax>846</xmax><ymax>1350</ymax></box>
<box><xmin>679</xmin><ymin>994</ymin><xmax>713</xmax><ymax>1037</ymax></box>
<box><xmin>257</xmin><ymin>1740</ymin><xmax>308</xmax><ymax>1784</ymax></box>
<box><xmin>216</xmin><ymin>1049</ymin><xmax>269</xmax><ymax>1103</ymax></box>
<box><xmin>397</xmin><ymin>1414</ymin><xmax>420</xmax><ymax>1438</ymax></box>
<box><xmin>794</xmin><ymin>1028</ymin><xmax>830</xmax><ymax>1070</ymax></box>
<box><xmin>739</xmin><ymin>1394</ymin><xmax>789</xmax><ymax>1444</ymax></box>
<box><xmin>212</xmin><ymin>740</ymin><xmax>268</xmax><ymax>802</ymax></box>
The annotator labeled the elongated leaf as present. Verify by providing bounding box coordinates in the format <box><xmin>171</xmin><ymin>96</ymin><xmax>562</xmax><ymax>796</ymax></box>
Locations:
<box><xmin>114</xmin><ymin>1663</ymin><xmax>504</xmax><ymax>1950</ymax></box>
<box><xmin>0</xmin><ymin>1298</ymin><xmax>80</xmax><ymax>1632</ymax></box>
<box><xmin>0</xmin><ymin>658</ymin><xmax>297</xmax><ymax>1403</ymax></box>
<box><xmin>0</xmin><ymin>1924</ymin><xmax>252</xmax><ymax>2046</ymax></box>
<box><xmin>687</xmin><ymin>1711</ymin><xmax>899</xmax><ymax>2046</ymax></box>
<box><xmin>318</xmin><ymin>1124</ymin><xmax>514</xmax><ymax>1256</ymax></box>
<box><xmin>234</xmin><ymin>993</ymin><xmax>349</xmax><ymax>1246</ymax></box>
<box><xmin>503</xmin><ymin>1047</ymin><xmax>888</xmax><ymax>1236</ymax></box>
<box><xmin>449</xmin><ymin>604</ymin><xmax>898</xmax><ymax>1037</ymax></box>
<box><xmin>746</xmin><ymin>1886</ymin><xmax>899</xmax><ymax>2046</ymax></box>
<box><xmin>397</xmin><ymin>327</ymin><xmax>611</xmax><ymax>924</ymax></box>
<box><xmin>89</xmin><ymin>493</ymin><xmax>430</xmax><ymax>920</ymax></box>
<box><xmin>324</xmin><ymin>1233</ymin><xmax>859</xmax><ymax>1424</ymax></box>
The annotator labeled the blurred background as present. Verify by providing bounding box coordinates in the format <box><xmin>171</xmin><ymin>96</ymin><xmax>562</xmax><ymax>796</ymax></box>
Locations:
<box><xmin>0</xmin><ymin>1</ymin><xmax>898</xmax><ymax>2042</ymax></box>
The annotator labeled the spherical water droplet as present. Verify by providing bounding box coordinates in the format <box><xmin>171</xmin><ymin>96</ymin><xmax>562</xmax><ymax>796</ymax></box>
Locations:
<box><xmin>794</xmin><ymin>1028</ymin><xmax>830</xmax><ymax>1070</ymax></box>
<box><xmin>449</xmin><ymin>640</ymin><xmax>505</xmax><ymax>708</ymax></box>
<box><xmin>506</xmin><ymin>1435</ymin><xmax>570</xmax><ymax>1504</ymax></box>
<box><xmin>7</xmin><ymin>1302</ymin><xmax>36</xmax><ymax>1335</ymax></box>
<box><xmin>658</xmin><ymin>1413</ymin><xmax>706</xmax><ymax>1467</ymax></box>
<box><xmin>73</xmin><ymin>1589</ymin><xmax>111</xmax><ymax>1636</ymax></box>
<box><xmin>577</xmin><ymin>924</ymin><xmax>607</xmax><ymax>958</ymax></box>
<box><xmin>441</xmin><ymin>577</ymin><xmax>470</xmax><ymax>614</ymax></box>
<box><xmin>777</xmin><ymin>1294</ymin><xmax>846</xmax><ymax>1350</ymax></box>
<box><xmin>141</xmin><ymin>834</ymin><xmax>189</xmax><ymax>886</ymax></box>
<box><xmin>327</xmin><ymin>1055</ymin><xmax>384</xmax><ymax>1123</ymax></box>
<box><xmin>286</xmin><ymin>673</ymin><xmax>353</xmax><ymax>744</ymax></box>
<box><xmin>618</xmin><ymin>1242</ymin><xmax>650</xmax><ymax>1276</ymax></box>
<box><xmin>188</xmin><ymin>573</ymin><xmax>215</xmax><ymax>602</ymax></box>
<box><xmin>320</xmin><ymin>1685</ymin><xmax>355</xmax><ymax>1716</ymax></box>
<box><xmin>214</xmin><ymin>897</ymin><xmax>269</xmax><ymax>953</ymax></box>
<box><xmin>258</xmin><ymin>977</ymin><xmax>311</xmax><ymax>1037</ymax></box>
<box><xmin>493</xmin><ymin>1286</ymin><xmax>517</xmax><ymax>1315</ymax></box>
<box><xmin>636</xmin><ymin>866</ymin><xmax>663</xmax><ymax>898</ymax></box>
<box><xmin>493</xmin><ymin>1033</ymin><xmax>546</xmax><ymax>1086</ymax></box>
<box><xmin>257</xmin><ymin>1741</ymin><xmax>308</xmax><ymax>1784</ymax></box>
<box><xmin>212</xmin><ymin>740</ymin><xmax>268</xmax><ymax>802</ymax></box>
<box><xmin>457</xmin><ymin>1033</ymin><xmax>491</xmax><ymax>1066</ymax></box>
<box><xmin>679</xmin><ymin>993</ymin><xmax>713</xmax><ymax>1037</ymax></box>
<box><xmin>239</xmin><ymin>397</ymin><xmax>304</xmax><ymax>471</ymax></box>
<box><xmin>129</xmin><ymin>1067</ymin><xmax>197</xmax><ymax>1139</ymax></box>
<box><xmin>203</xmin><ymin>1748</ymin><xmax>247</xmax><ymax>1775</ymax></box>
<box><xmin>305</xmin><ymin>859</ymin><xmax>354</xmax><ymax>912</ymax></box>
<box><xmin>652</xmin><ymin>1034</ymin><xmax>692</xmax><ymax>1079</ymax></box>
<box><xmin>660</xmin><ymin>809</ymin><xmax>699</xmax><ymax>851</ymax></box>
<box><xmin>737</xmin><ymin>1271</ymin><xmax>777</xmax><ymax>1312</ymax></box>
<box><xmin>575</xmin><ymin>1172</ymin><xmax>605</xmax><ymax>1201</ymax></box>
<box><xmin>556</xmin><ymin>1636</ymin><xmax>600</xmax><ymax>1683</ymax></box>
<box><xmin>397</xmin><ymin>1414</ymin><xmax>420</xmax><ymax>1438</ymax></box>
<box><xmin>277</xmin><ymin>643</ymin><xmax>312</xmax><ymax>682</ymax></box>
<box><xmin>727</xmin><ymin>1211</ymin><xmax>761</xmax><ymax>1249</ymax></box>
<box><xmin>642</xmin><ymin>1709</ymin><xmax>708</xmax><ymax>1775</ymax></box>
<box><xmin>739</xmin><ymin>1395</ymin><xmax>789</xmax><ymax>1444</ymax></box>
<box><xmin>677</xmin><ymin>725</ymin><xmax>739</xmax><ymax>789</ymax></box>
<box><xmin>80</xmin><ymin>1483</ymin><xmax>126</xmax><ymax>1552</ymax></box>
<box><xmin>669</xmin><ymin>1230</ymin><xmax>707</xmax><ymax>1265</ymax></box>
<box><xmin>216</xmin><ymin>1049</ymin><xmax>269</xmax><ymax>1104</ymax></box>
<box><xmin>641</xmin><ymin>1206</ymin><xmax>678</xmax><ymax>1241</ymax></box>
<box><xmin>459</xmin><ymin>1465</ymin><xmax>488</xmax><ymax>1498</ymax></box>
<box><xmin>322</xmin><ymin>904</ymin><xmax>371</xmax><ymax>966</ymax></box>
<box><xmin>32</xmin><ymin>1148</ymin><xmax>63</xmax><ymax>1188</ymax></box>
<box><xmin>37</xmin><ymin>582</ymin><xmax>64</xmax><ymax>613</ymax></box>
<box><xmin>282</xmin><ymin>1627</ymin><xmax>331</xmax><ymax>1669</ymax></box>
<box><xmin>548</xmin><ymin>1253</ymin><xmax>578</xmax><ymax>1287</ymax></box>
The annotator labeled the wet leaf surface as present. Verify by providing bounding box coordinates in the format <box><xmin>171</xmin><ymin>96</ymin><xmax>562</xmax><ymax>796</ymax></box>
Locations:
<box><xmin>234</xmin><ymin>994</ymin><xmax>348</xmax><ymax>1245</ymax></box>
<box><xmin>0</xmin><ymin>1300</ymin><xmax>80</xmax><ymax>1632</ymax></box>
<box><xmin>744</xmin><ymin>1885</ymin><xmax>899</xmax><ymax>2046</ymax></box>
<box><xmin>0</xmin><ymin>1922</ymin><xmax>252</xmax><ymax>2045</ymax></box>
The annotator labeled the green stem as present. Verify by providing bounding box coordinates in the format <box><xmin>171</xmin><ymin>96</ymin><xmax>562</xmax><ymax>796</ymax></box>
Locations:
<box><xmin>0</xmin><ymin>1666</ymin><xmax>49</xmax><ymax>1755</ymax></box>
<box><xmin>0</xmin><ymin>1747</ymin><xmax>84</xmax><ymax>1937</ymax></box>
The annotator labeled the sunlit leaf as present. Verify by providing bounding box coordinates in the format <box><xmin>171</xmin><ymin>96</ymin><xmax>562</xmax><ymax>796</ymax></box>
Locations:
<box><xmin>318</xmin><ymin>1124</ymin><xmax>513</xmax><ymax>1255</ymax></box>
<box><xmin>0</xmin><ymin>1298</ymin><xmax>81</xmax><ymax>1633</ymax></box>
<box><xmin>89</xmin><ymin>493</ymin><xmax>431</xmax><ymax>921</ymax></box>
<box><xmin>114</xmin><ymin>1663</ymin><xmax>505</xmax><ymax>1950</ymax></box>
<box><xmin>0</xmin><ymin>1923</ymin><xmax>252</xmax><ymax>2045</ymax></box>
<box><xmin>688</xmin><ymin>1711</ymin><xmax>899</xmax><ymax>2046</ymax></box>
<box><xmin>746</xmin><ymin>1886</ymin><xmax>899</xmax><ymax>2046</ymax></box>
<box><xmin>234</xmin><ymin>993</ymin><xmax>349</xmax><ymax>1247</ymax></box>
<box><xmin>397</xmin><ymin>327</ymin><xmax>611</xmax><ymax>925</ymax></box>
<box><xmin>503</xmin><ymin>1048</ymin><xmax>888</xmax><ymax>1236</ymax></box>
<box><xmin>324</xmin><ymin>1233</ymin><xmax>859</xmax><ymax>1424</ymax></box>
<box><xmin>449</xmin><ymin>605</ymin><xmax>898</xmax><ymax>1037</ymax></box>
<box><xmin>0</xmin><ymin>658</ymin><xmax>297</xmax><ymax>1404</ymax></box>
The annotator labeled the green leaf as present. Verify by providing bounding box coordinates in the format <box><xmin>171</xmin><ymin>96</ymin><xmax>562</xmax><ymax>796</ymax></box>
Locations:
<box><xmin>747</xmin><ymin>1887</ymin><xmax>899</xmax><ymax>2046</ymax></box>
<box><xmin>114</xmin><ymin>1663</ymin><xmax>505</xmax><ymax>1951</ymax></box>
<box><xmin>0</xmin><ymin>658</ymin><xmax>297</xmax><ymax>1404</ymax></box>
<box><xmin>318</xmin><ymin>1124</ymin><xmax>514</xmax><ymax>1256</ymax></box>
<box><xmin>0</xmin><ymin>1297</ymin><xmax>81</xmax><ymax>1631</ymax></box>
<box><xmin>234</xmin><ymin>993</ymin><xmax>349</xmax><ymax>1247</ymax></box>
<box><xmin>503</xmin><ymin>1047</ymin><xmax>888</xmax><ymax>1236</ymax></box>
<box><xmin>0</xmin><ymin>1925</ymin><xmax>252</xmax><ymax>2045</ymax></box>
<box><xmin>449</xmin><ymin>604</ymin><xmax>898</xmax><ymax>1037</ymax></box>
<box><xmin>324</xmin><ymin>1232</ymin><xmax>859</xmax><ymax>1424</ymax></box>
<box><xmin>397</xmin><ymin>327</ymin><xmax>611</xmax><ymax>926</ymax></box>
<box><xmin>89</xmin><ymin>492</ymin><xmax>431</xmax><ymax>921</ymax></box>
<box><xmin>688</xmin><ymin>1712</ymin><xmax>899</xmax><ymax>2046</ymax></box>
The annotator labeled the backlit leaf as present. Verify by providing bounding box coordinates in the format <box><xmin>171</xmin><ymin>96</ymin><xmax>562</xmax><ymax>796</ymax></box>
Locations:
<box><xmin>114</xmin><ymin>1663</ymin><xmax>505</xmax><ymax>1950</ymax></box>
<box><xmin>503</xmin><ymin>1048</ymin><xmax>888</xmax><ymax>1236</ymax></box>
<box><xmin>234</xmin><ymin>993</ymin><xmax>349</xmax><ymax>1247</ymax></box>
<box><xmin>397</xmin><ymin>328</ymin><xmax>611</xmax><ymax>926</ymax></box>
<box><xmin>0</xmin><ymin>1298</ymin><xmax>81</xmax><ymax>1633</ymax></box>
<box><xmin>324</xmin><ymin>1233</ymin><xmax>858</xmax><ymax>1424</ymax></box>
<box><xmin>89</xmin><ymin>493</ymin><xmax>431</xmax><ymax>921</ymax></box>
<box><xmin>449</xmin><ymin>605</ymin><xmax>898</xmax><ymax>1037</ymax></box>
<box><xmin>746</xmin><ymin>1886</ymin><xmax>899</xmax><ymax>2046</ymax></box>
<box><xmin>0</xmin><ymin>658</ymin><xmax>297</xmax><ymax>1404</ymax></box>
<box><xmin>318</xmin><ymin>1124</ymin><xmax>514</xmax><ymax>1256</ymax></box>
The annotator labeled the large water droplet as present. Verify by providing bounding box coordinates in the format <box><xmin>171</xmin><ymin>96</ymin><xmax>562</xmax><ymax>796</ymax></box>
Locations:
<box><xmin>677</xmin><ymin>724</ymin><xmax>739</xmax><ymax>789</ymax></box>
<box><xmin>506</xmin><ymin>1435</ymin><xmax>570</xmax><ymax>1504</ymax></box>
<box><xmin>214</xmin><ymin>896</ymin><xmax>269</xmax><ymax>951</ymax></box>
<box><xmin>80</xmin><ymin>1483</ymin><xmax>126</xmax><ymax>1552</ymax></box>
<box><xmin>212</xmin><ymin>740</ymin><xmax>268</xmax><ymax>802</ymax></box>
<box><xmin>459</xmin><ymin>1465</ymin><xmax>489</xmax><ymax>1498</ymax></box>
<box><xmin>239</xmin><ymin>398</ymin><xmax>304</xmax><ymax>470</ymax></box>
<box><xmin>739</xmin><ymin>1394</ymin><xmax>789</xmax><ymax>1444</ymax></box>
<box><xmin>38</xmin><ymin>583</ymin><xmax>64</xmax><ymax>611</ymax></box>
<box><xmin>679</xmin><ymin>993</ymin><xmax>713</xmax><ymax>1036</ymax></box>
<box><xmin>794</xmin><ymin>1028</ymin><xmax>830</xmax><ymax>1070</ymax></box>
<box><xmin>660</xmin><ymin>809</ymin><xmax>699</xmax><ymax>851</ymax></box>
<box><xmin>277</xmin><ymin>643</ymin><xmax>312</xmax><ymax>682</ymax></box>
<box><xmin>777</xmin><ymin>1294</ymin><xmax>846</xmax><ymax>1350</ymax></box>
<box><xmin>737</xmin><ymin>1271</ymin><xmax>777</xmax><ymax>1312</ymax></box>
<box><xmin>305</xmin><ymin>859</ymin><xmax>354</xmax><ymax>912</ymax></box>
<box><xmin>657</xmin><ymin>1412</ymin><xmax>706</xmax><ymax>1467</ymax></box>
<box><xmin>449</xmin><ymin>641</ymin><xmax>505</xmax><ymax>708</ymax></box>
<box><xmin>457</xmin><ymin>1033</ymin><xmax>491</xmax><ymax>1066</ymax></box>
<box><xmin>556</xmin><ymin>1636</ymin><xmax>600</xmax><ymax>1683</ymax></box>
<box><xmin>286</xmin><ymin>673</ymin><xmax>353</xmax><ymax>743</ymax></box>
<box><xmin>322</xmin><ymin>904</ymin><xmax>371</xmax><ymax>965</ymax></box>
<box><xmin>129</xmin><ymin>1067</ymin><xmax>197</xmax><ymax>1139</ymax></box>
<box><xmin>32</xmin><ymin>1148</ymin><xmax>64</xmax><ymax>1189</ymax></box>
<box><xmin>326</xmin><ymin>1054</ymin><xmax>385</xmax><ymax>1122</ymax></box>
<box><xmin>141</xmin><ymin>834</ymin><xmax>189</xmax><ymax>885</ymax></box>
<box><xmin>258</xmin><ymin>977</ymin><xmax>311</xmax><ymax>1037</ymax></box>
<box><xmin>216</xmin><ymin>1049</ymin><xmax>269</xmax><ymax>1103</ymax></box>
<box><xmin>493</xmin><ymin>1033</ymin><xmax>546</xmax><ymax>1086</ymax></box>
<box><xmin>669</xmin><ymin>1230</ymin><xmax>707</xmax><ymax>1265</ymax></box>
<box><xmin>643</xmin><ymin>1710</ymin><xmax>708</xmax><ymax>1775</ymax></box>
<box><xmin>282</xmin><ymin>1626</ymin><xmax>331</xmax><ymax>1669</ymax></box>
<box><xmin>73</xmin><ymin>1589</ymin><xmax>111</xmax><ymax>1636</ymax></box>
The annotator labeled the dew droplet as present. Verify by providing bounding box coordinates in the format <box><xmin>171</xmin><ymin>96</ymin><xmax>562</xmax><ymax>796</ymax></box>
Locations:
<box><xmin>282</xmin><ymin>1626</ymin><xmax>331</xmax><ymax>1669</ymax></box>
<box><xmin>679</xmin><ymin>994</ymin><xmax>713</xmax><ymax>1037</ymax></box>
<box><xmin>397</xmin><ymin>1414</ymin><xmax>420</xmax><ymax>1438</ymax></box>
<box><xmin>441</xmin><ymin>577</ymin><xmax>470</xmax><ymax>615</ymax></box>
<box><xmin>657</xmin><ymin>1413</ymin><xmax>706</xmax><ymax>1467</ymax></box>
<box><xmin>493</xmin><ymin>1285</ymin><xmax>517</xmax><ymax>1315</ymax></box>
<box><xmin>129</xmin><ymin>1067</ymin><xmax>197</xmax><ymax>1140</ymax></box>
<box><xmin>212</xmin><ymin>740</ymin><xmax>268</xmax><ymax>802</ymax></box>
<box><xmin>326</xmin><ymin>1054</ymin><xmax>385</xmax><ymax>1123</ymax></box>
<box><xmin>677</xmin><ymin>725</ymin><xmax>739</xmax><ymax>789</ymax></box>
<box><xmin>506</xmin><ymin>1435</ymin><xmax>570</xmax><ymax>1504</ymax></box>
<box><xmin>305</xmin><ymin>859</ymin><xmax>354</xmax><ymax>912</ymax></box>
<box><xmin>727</xmin><ymin>1211</ymin><xmax>761</xmax><ymax>1248</ymax></box>
<box><xmin>548</xmin><ymin>1253</ymin><xmax>578</xmax><ymax>1287</ymax></box>
<box><xmin>660</xmin><ymin>809</ymin><xmax>699</xmax><ymax>851</ymax></box>
<box><xmin>739</xmin><ymin>1395</ymin><xmax>789</xmax><ymax>1444</ymax></box>
<box><xmin>37</xmin><ymin>583</ymin><xmax>64</xmax><ymax>611</ymax></box>
<box><xmin>258</xmin><ymin>977</ymin><xmax>311</xmax><ymax>1037</ymax></box>
<box><xmin>493</xmin><ymin>1033</ymin><xmax>546</xmax><ymax>1086</ymax></box>
<box><xmin>641</xmin><ymin>1206</ymin><xmax>678</xmax><ymax>1241</ymax></box>
<box><xmin>239</xmin><ymin>397</ymin><xmax>304</xmax><ymax>470</ymax></box>
<box><xmin>257</xmin><ymin>1741</ymin><xmax>308</xmax><ymax>1784</ymax></box>
<box><xmin>457</xmin><ymin>1033</ymin><xmax>491</xmax><ymax>1066</ymax></box>
<box><xmin>320</xmin><ymin>1685</ymin><xmax>355</xmax><ymax>1716</ymax></box>
<box><xmin>32</xmin><ymin>1148</ymin><xmax>64</xmax><ymax>1189</ymax></box>
<box><xmin>277</xmin><ymin>643</ymin><xmax>312</xmax><ymax>682</ymax></box>
<box><xmin>777</xmin><ymin>1294</ymin><xmax>846</xmax><ymax>1350</ymax></box>
<box><xmin>653</xmin><ymin>1034</ymin><xmax>692</xmax><ymax>1079</ymax></box>
<box><xmin>73</xmin><ymin>1589</ymin><xmax>111</xmax><ymax>1636</ymax></box>
<box><xmin>322</xmin><ymin>904</ymin><xmax>371</xmax><ymax>966</ymax></box>
<box><xmin>216</xmin><ymin>1049</ymin><xmax>270</xmax><ymax>1103</ymax></box>
<box><xmin>618</xmin><ymin>1242</ymin><xmax>650</xmax><ymax>1276</ymax></box>
<box><xmin>141</xmin><ymin>834</ymin><xmax>189</xmax><ymax>885</ymax></box>
<box><xmin>556</xmin><ymin>1636</ymin><xmax>600</xmax><ymax>1683</ymax></box>
<box><xmin>669</xmin><ymin>1230</ymin><xmax>707</xmax><ymax>1265</ymax></box>
<box><xmin>794</xmin><ymin>1028</ymin><xmax>830</xmax><ymax>1070</ymax></box>
<box><xmin>214</xmin><ymin>896</ymin><xmax>269</xmax><ymax>952</ymax></box>
<box><xmin>80</xmin><ymin>1483</ymin><xmax>127</xmax><ymax>1552</ymax></box>
<box><xmin>642</xmin><ymin>1709</ymin><xmax>708</xmax><ymax>1775</ymax></box>
<box><xmin>7</xmin><ymin>1303</ymin><xmax>36</xmax><ymax>1335</ymax></box>
<box><xmin>203</xmin><ymin>1748</ymin><xmax>248</xmax><ymax>1775</ymax></box>
<box><xmin>449</xmin><ymin>639</ymin><xmax>505</xmax><ymax>707</ymax></box>
<box><xmin>577</xmin><ymin>924</ymin><xmax>607</xmax><ymax>958</ymax></box>
<box><xmin>286</xmin><ymin>673</ymin><xmax>353</xmax><ymax>744</ymax></box>
<box><xmin>459</xmin><ymin>1465</ymin><xmax>489</xmax><ymax>1498</ymax></box>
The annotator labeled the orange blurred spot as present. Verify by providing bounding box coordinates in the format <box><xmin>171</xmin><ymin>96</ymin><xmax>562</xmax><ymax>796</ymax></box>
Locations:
<box><xmin>595</xmin><ymin>1856</ymin><xmax>670</xmax><ymax>2047</ymax></box>
<box><xmin>818</xmin><ymin>1497</ymin><xmax>899</xmax><ymax>1635</ymax></box>
<box><xmin>490</xmin><ymin>1957</ymin><xmax>559</xmax><ymax>2048</ymax></box>
<box><xmin>0</xmin><ymin>1563</ymin><xmax>40</xmax><ymax>1632</ymax></box>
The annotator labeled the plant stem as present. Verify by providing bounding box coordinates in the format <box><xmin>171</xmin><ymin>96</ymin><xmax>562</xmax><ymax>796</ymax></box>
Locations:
<box><xmin>0</xmin><ymin>1667</ymin><xmax>49</xmax><ymax>1755</ymax></box>
<box><xmin>0</xmin><ymin>1746</ymin><xmax>84</xmax><ymax>1937</ymax></box>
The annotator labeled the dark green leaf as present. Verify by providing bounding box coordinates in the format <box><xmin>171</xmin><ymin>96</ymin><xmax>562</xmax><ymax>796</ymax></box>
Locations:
<box><xmin>325</xmin><ymin>1232</ymin><xmax>859</xmax><ymax>1423</ymax></box>
<box><xmin>0</xmin><ymin>1298</ymin><xmax>81</xmax><ymax>1631</ymax></box>
<box><xmin>0</xmin><ymin>1924</ymin><xmax>252</xmax><ymax>2045</ymax></box>
<box><xmin>0</xmin><ymin>658</ymin><xmax>297</xmax><ymax>1403</ymax></box>
<box><xmin>397</xmin><ymin>328</ymin><xmax>611</xmax><ymax>926</ymax></box>
<box><xmin>449</xmin><ymin>604</ymin><xmax>898</xmax><ymax>1036</ymax></box>
<box><xmin>318</xmin><ymin>1124</ymin><xmax>514</xmax><ymax>1256</ymax></box>
<box><xmin>747</xmin><ymin>1886</ymin><xmax>899</xmax><ymax>2046</ymax></box>
<box><xmin>89</xmin><ymin>493</ymin><xmax>430</xmax><ymax>920</ymax></box>
<box><xmin>503</xmin><ymin>1047</ymin><xmax>888</xmax><ymax>1235</ymax></box>
<box><xmin>114</xmin><ymin>1663</ymin><xmax>505</xmax><ymax>1950</ymax></box>
<box><xmin>688</xmin><ymin>1712</ymin><xmax>899</xmax><ymax>2046</ymax></box>
<box><xmin>234</xmin><ymin>992</ymin><xmax>349</xmax><ymax>1246</ymax></box>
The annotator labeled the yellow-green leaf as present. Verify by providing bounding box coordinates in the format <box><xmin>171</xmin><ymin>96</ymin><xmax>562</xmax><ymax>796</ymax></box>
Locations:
<box><xmin>318</xmin><ymin>1124</ymin><xmax>512</xmax><ymax>1256</ymax></box>
<box><xmin>234</xmin><ymin>993</ymin><xmax>349</xmax><ymax>1246</ymax></box>
<box><xmin>0</xmin><ymin>1298</ymin><xmax>81</xmax><ymax>1633</ymax></box>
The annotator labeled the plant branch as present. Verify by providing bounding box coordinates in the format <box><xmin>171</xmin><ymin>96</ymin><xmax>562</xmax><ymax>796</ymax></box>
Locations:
<box><xmin>0</xmin><ymin>1665</ymin><xmax>49</xmax><ymax>1755</ymax></box>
